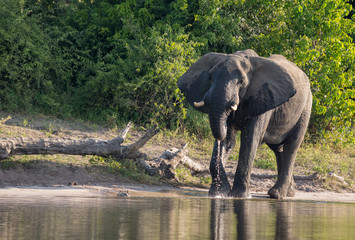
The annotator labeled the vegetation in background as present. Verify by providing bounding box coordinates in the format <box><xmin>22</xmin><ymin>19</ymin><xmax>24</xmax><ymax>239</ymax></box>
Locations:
<box><xmin>0</xmin><ymin>0</ymin><xmax>354</xmax><ymax>143</ymax></box>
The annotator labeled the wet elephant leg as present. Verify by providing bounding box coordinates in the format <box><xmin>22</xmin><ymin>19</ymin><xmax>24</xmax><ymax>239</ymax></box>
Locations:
<box><xmin>209</xmin><ymin>128</ymin><xmax>236</xmax><ymax>197</ymax></box>
<box><xmin>230</xmin><ymin>116</ymin><xmax>269</xmax><ymax>198</ymax></box>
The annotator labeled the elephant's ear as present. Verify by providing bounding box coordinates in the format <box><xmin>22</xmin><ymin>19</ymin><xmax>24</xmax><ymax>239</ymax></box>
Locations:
<box><xmin>242</xmin><ymin>57</ymin><xmax>297</xmax><ymax>117</ymax></box>
<box><xmin>177</xmin><ymin>53</ymin><xmax>227</xmax><ymax>113</ymax></box>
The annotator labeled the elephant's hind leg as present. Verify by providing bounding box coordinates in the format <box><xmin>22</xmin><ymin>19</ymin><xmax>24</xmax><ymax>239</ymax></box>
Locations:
<box><xmin>267</xmin><ymin>143</ymin><xmax>298</xmax><ymax>199</ymax></box>
<box><xmin>287</xmin><ymin>176</ymin><xmax>296</xmax><ymax>197</ymax></box>
<box><xmin>268</xmin><ymin>112</ymin><xmax>310</xmax><ymax>199</ymax></box>
<box><xmin>267</xmin><ymin>144</ymin><xmax>295</xmax><ymax>197</ymax></box>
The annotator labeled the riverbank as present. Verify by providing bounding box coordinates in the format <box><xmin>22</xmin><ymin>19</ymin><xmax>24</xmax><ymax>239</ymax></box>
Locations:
<box><xmin>1</xmin><ymin>185</ymin><xmax>355</xmax><ymax>203</ymax></box>
<box><xmin>0</xmin><ymin>111</ymin><xmax>354</xmax><ymax>202</ymax></box>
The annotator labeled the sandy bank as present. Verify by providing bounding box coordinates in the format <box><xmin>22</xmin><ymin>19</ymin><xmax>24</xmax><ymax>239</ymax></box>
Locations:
<box><xmin>1</xmin><ymin>185</ymin><xmax>354</xmax><ymax>203</ymax></box>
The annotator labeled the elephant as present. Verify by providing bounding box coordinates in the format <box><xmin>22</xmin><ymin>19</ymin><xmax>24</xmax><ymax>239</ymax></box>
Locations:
<box><xmin>177</xmin><ymin>49</ymin><xmax>312</xmax><ymax>199</ymax></box>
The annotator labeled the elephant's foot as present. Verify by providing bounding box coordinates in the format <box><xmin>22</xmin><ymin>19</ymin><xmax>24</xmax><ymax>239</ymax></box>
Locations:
<box><xmin>230</xmin><ymin>190</ymin><xmax>251</xmax><ymax>199</ymax></box>
<box><xmin>230</xmin><ymin>187</ymin><xmax>251</xmax><ymax>199</ymax></box>
<box><xmin>268</xmin><ymin>186</ymin><xmax>290</xmax><ymax>199</ymax></box>
<box><xmin>268</xmin><ymin>187</ymin><xmax>283</xmax><ymax>199</ymax></box>
<box><xmin>208</xmin><ymin>183</ymin><xmax>231</xmax><ymax>197</ymax></box>
<box><xmin>287</xmin><ymin>184</ymin><xmax>296</xmax><ymax>197</ymax></box>
<box><xmin>268</xmin><ymin>182</ymin><xmax>296</xmax><ymax>199</ymax></box>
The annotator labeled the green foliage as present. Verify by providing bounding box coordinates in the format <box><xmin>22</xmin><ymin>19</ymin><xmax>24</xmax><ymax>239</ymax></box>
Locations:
<box><xmin>0</xmin><ymin>159</ymin><xmax>15</xmax><ymax>170</ymax></box>
<box><xmin>50</xmin><ymin>0</ymin><xmax>199</xmax><ymax>128</ymax></box>
<box><xmin>1</xmin><ymin>0</ymin><xmax>50</xmax><ymax>112</ymax></box>
<box><xmin>182</xmin><ymin>105</ymin><xmax>212</xmax><ymax>138</ymax></box>
<box><xmin>263</xmin><ymin>0</ymin><xmax>355</xmax><ymax>143</ymax></box>
<box><xmin>0</xmin><ymin>0</ymin><xmax>354</xmax><ymax>142</ymax></box>
<box><xmin>175</xmin><ymin>165</ymin><xmax>212</xmax><ymax>187</ymax></box>
<box><xmin>296</xmin><ymin>143</ymin><xmax>355</xmax><ymax>179</ymax></box>
<box><xmin>254</xmin><ymin>145</ymin><xmax>277</xmax><ymax>170</ymax></box>
<box><xmin>0</xmin><ymin>156</ymin><xmax>36</xmax><ymax>170</ymax></box>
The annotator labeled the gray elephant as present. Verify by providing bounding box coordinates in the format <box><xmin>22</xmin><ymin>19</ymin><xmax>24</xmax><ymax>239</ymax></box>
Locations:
<box><xmin>177</xmin><ymin>49</ymin><xmax>312</xmax><ymax>199</ymax></box>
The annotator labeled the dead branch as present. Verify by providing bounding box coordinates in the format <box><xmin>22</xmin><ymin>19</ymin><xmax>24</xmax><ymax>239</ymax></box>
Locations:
<box><xmin>154</xmin><ymin>144</ymin><xmax>207</xmax><ymax>179</ymax></box>
<box><xmin>109</xmin><ymin>121</ymin><xmax>133</xmax><ymax>145</ymax></box>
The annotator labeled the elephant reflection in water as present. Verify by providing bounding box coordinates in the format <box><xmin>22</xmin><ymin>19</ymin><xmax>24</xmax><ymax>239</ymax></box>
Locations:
<box><xmin>274</xmin><ymin>201</ymin><xmax>294</xmax><ymax>240</ymax></box>
<box><xmin>211</xmin><ymin>199</ymin><xmax>228</xmax><ymax>239</ymax></box>
<box><xmin>210</xmin><ymin>199</ymin><xmax>256</xmax><ymax>240</ymax></box>
<box><xmin>210</xmin><ymin>199</ymin><xmax>294</xmax><ymax>239</ymax></box>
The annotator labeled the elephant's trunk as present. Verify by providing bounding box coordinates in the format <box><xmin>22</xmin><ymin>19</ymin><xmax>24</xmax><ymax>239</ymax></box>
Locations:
<box><xmin>209</xmin><ymin>107</ymin><xmax>228</xmax><ymax>141</ymax></box>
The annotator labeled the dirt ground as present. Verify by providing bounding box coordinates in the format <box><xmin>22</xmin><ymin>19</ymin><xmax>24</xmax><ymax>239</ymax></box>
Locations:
<box><xmin>0</xmin><ymin>111</ymin><xmax>354</xmax><ymax>203</ymax></box>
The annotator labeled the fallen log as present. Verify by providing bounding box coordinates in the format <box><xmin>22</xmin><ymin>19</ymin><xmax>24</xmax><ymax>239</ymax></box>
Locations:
<box><xmin>0</xmin><ymin>121</ymin><xmax>206</xmax><ymax>180</ymax></box>
<box><xmin>0</xmin><ymin>122</ymin><xmax>159</xmax><ymax>160</ymax></box>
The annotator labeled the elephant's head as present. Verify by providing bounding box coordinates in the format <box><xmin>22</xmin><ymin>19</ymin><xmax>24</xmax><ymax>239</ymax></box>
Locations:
<box><xmin>177</xmin><ymin>49</ymin><xmax>296</xmax><ymax>141</ymax></box>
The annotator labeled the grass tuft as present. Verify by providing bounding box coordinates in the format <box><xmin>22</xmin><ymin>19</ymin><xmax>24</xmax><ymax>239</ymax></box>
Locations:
<box><xmin>175</xmin><ymin>166</ymin><xmax>211</xmax><ymax>188</ymax></box>
<box><xmin>89</xmin><ymin>156</ymin><xmax>162</xmax><ymax>184</ymax></box>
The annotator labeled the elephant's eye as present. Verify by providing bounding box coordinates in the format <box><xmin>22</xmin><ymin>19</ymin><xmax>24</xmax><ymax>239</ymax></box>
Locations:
<box><xmin>203</xmin><ymin>100</ymin><xmax>209</xmax><ymax>108</ymax></box>
<box><xmin>208</xmin><ymin>72</ymin><xmax>213</xmax><ymax>83</ymax></box>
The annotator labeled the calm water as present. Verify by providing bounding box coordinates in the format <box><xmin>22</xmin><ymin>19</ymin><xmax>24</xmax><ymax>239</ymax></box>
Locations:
<box><xmin>0</xmin><ymin>194</ymin><xmax>354</xmax><ymax>240</ymax></box>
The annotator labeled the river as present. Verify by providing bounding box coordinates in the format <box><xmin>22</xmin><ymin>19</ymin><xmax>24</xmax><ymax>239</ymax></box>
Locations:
<box><xmin>0</xmin><ymin>190</ymin><xmax>354</xmax><ymax>239</ymax></box>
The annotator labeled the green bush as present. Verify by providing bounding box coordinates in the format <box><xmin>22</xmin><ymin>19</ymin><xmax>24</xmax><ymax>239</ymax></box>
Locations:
<box><xmin>0</xmin><ymin>0</ymin><xmax>57</xmax><ymax>113</ymax></box>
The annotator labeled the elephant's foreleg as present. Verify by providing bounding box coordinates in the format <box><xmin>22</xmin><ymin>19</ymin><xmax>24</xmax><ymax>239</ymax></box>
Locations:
<box><xmin>231</xmin><ymin>116</ymin><xmax>269</xmax><ymax>198</ymax></box>
<box><xmin>209</xmin><ymin>128</ymin><xmax>236</xmax><ymax>197</ymax></box>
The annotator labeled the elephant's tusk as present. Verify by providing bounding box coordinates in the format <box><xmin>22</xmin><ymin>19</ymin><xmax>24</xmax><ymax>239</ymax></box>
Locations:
<box><xmin>194</xmin><ymin>101</ymin><xmax>205</xmax><ymax>107</ymax></box>
<box><xmin>231</xmin><ymin>104</ymin><xmax>238</xmax><ymax>111</ymax></box>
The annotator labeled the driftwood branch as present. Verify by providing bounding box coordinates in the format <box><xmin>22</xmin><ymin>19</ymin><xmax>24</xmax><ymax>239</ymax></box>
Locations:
<box><xmin>153</xmin><ymin>144</ymin><xmax>207</xmax><ymax>179</ymax></box>
<box><xmin>158</xmin><ymin>144</ymin><xmax>205</xmax><ymax>172</ymax></box>
<box><xmin>0</xmin><ymin>122</ymin><xmax>159</xmax><ymax>160</ymax></box>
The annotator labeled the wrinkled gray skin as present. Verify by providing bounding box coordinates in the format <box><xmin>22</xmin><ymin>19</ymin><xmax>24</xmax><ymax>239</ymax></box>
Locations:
<box><xmin>177</xmin><ymin>49</ymin><xmax>312</xmax><ymax>199</ymax></box>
